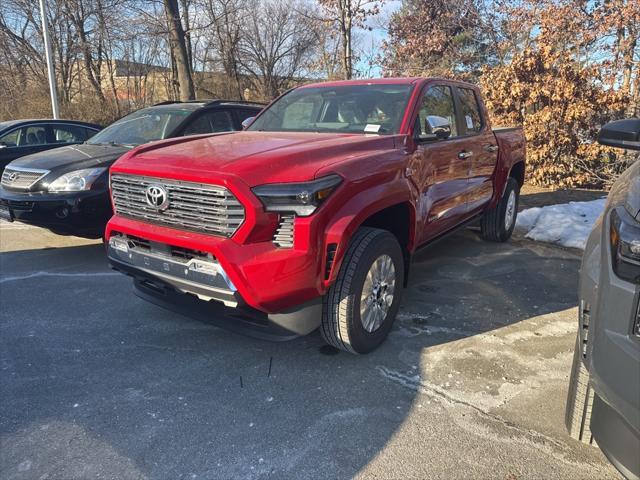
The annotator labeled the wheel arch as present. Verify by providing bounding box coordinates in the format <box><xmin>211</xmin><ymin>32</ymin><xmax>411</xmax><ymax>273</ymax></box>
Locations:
<box><xmin>509</xmin><ymin>161</ymin><xmax>525</xmax><ymax>187</ymax></box>
<box><xmin>324</xmin><ymin>196</ymin><xmax>416</xmax><ymax>289</ymax></box>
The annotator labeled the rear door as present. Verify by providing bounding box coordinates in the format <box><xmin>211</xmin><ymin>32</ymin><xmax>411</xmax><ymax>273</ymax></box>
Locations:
<box><xmin>454</xmin><ymin>86</ymin><xmax>498</xmax><ymax>213</ymax></box>
<box><xmin>406</xmin><ymin>83</ymin><xmax>473</xmax><ymax>245</ymax></box>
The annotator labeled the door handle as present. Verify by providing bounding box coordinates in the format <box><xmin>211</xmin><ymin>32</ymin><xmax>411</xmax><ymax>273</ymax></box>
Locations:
<box><xmin>484</xmin><ymin>144</ymin><xmax>499</xmax><ymax>152</ymax></box>
<box><xmin>458</xmin><ymin>151</ymin><xmax>473</xmax><ymax>159</ymax></box>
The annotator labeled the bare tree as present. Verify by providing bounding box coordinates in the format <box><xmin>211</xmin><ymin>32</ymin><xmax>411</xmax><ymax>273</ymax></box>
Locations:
<box><xmin>317</xmin><ymin>0</ymin><xmax>382</xmax><ymax>79</ymax></box>
<box><xmin>163</xmin><ymin>0</ymin><xmax>195</xmax><ymax>100</ymax></box>
<box><xmin>199</xmin><ymin>0</ymin><xmax>246</xmax><ymax>98</ymax></box>
<box><xmin>239</xmin><ymin>0</ymin><xmax>315</xmax><ymax>99</ymax></box>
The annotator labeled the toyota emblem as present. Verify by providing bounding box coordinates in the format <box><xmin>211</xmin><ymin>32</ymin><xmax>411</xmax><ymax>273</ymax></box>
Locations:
<box><xmin>7</xmin><ymin>172</ymin><xmax>18</xmax><ymax>181</ymax></box>
<box><xmin>145</xmin><ymin>184</ymin><xmax>169</xmax><ymax>210</ymax></box>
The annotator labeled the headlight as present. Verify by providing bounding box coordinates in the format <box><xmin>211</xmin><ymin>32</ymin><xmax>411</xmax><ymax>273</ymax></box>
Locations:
<box><xmin>252</xmin><ymin>175</ymin><xmax>342</xmax><ymax>216</ymax></box>
<box><xmin>610</xmin><ymin>207</ymin><xmax>640</xmax><ymax>283</ymax></box>
<box><xmin>48</xmin><ymin>168</ymin><xmax>107</xmax><ymax>192</ymax></box>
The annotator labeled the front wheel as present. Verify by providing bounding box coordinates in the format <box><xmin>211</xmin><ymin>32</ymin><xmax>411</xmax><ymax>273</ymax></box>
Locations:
<box><xmin>480</xmin><ymin>177</ymin><xmax>520</xmax><ymax>242</ymax></box>
<box><xmin>321</xmin><ymin>227</ymin><xmax>404</xmax><ymax>354</ymax></box>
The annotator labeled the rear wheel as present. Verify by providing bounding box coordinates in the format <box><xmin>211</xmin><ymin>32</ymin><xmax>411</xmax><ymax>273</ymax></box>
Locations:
<box><xmin>481</xmin><ymin>177</ymin><xmax>520</xmax><ymax>242</ymax></box>
<box><xmin>321</xmin><ymin>227</ymin><xmax>404</xmax><ymax>354</ymax></box>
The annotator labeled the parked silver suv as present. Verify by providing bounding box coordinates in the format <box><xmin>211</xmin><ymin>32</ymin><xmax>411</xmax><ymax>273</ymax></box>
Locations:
<box><xmin>566</xmin><ymin>118</ymin><xmax>640</xmax><ymax>480</ymax></box>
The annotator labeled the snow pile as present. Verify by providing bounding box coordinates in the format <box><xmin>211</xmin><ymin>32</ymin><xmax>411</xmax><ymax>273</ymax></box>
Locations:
<box><xmin>515</xmin><ymin>198</ymin><xmax>606</xmax><ymax>250</ymax></box>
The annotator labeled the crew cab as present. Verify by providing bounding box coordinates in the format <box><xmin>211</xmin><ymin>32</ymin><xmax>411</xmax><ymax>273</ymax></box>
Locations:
<box><xmin>106</xmin><ymin>78</ymin><xmax>526</xmax><ymax>354</ymax></box>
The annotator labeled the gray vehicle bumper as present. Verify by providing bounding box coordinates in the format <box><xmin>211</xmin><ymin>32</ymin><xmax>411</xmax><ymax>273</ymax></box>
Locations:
<box><xmin>579</xmin><ymin>211</ymin><xmax>640</xmax><ymax>479</ymax></box>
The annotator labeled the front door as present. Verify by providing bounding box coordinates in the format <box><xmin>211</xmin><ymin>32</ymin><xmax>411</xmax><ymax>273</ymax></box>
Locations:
<box><xmin>0</xmin><ymin>124</ymin><xmax>50</xmax><ymax>169</ymax></box>
<box><xmin>406</xmin><ymin>84</ymin><xmax>472</xmax><ymax>246</ymax></box>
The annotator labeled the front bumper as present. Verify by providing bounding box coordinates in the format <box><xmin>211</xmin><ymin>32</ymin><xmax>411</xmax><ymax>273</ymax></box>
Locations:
<box><xmin>106</xmin><ymin>214</ymin><xmax>329</xmax><ymax>313</ymax></box>
<box><xmin>108</xmin><ymin>235</ymin><xmax>240</xmax><ymax>307</ymax></box>
<box><xmin>0</xmin><ymin>186</ymin><xmax>111</xmax><ymax>237</ymax></box>
<box><xmin>107</xmin><ymin>237</ymin><xmax>322</xmax><ymax>340</ymax></box>
<box><xmin>592</xmin><ymin>394</ymin><xmax>640</xmax><ymax>480</ymax></box>
<box><xmin>578</xmin><ymin>211</ymin><xmax>640</xmax><ymax>479</ymax></box>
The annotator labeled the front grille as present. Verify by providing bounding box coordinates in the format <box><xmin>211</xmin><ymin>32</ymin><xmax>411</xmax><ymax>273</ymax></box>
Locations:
<box><xmin>112</xmin><ymin>232</ymin><xmax>211</xmax><ymax>262</ymax></box>
<box><xmin>1</xmin><ymin>167</ymin><xmax>49</xmax><ymax>190</ymax></box>
<box><xmin>126</xmin><ymin>234</ymin><xmax>151</xmax><ymax>251</ymax></box>
<box><xmin>110</xmin><ymin>174</ymin><xmax>245</xmax><ymax>237</ymax></box>
<box><xmin>273</xmin><ymin>215</ymin><xmax>295</xmax><ymax>247</ymax></box>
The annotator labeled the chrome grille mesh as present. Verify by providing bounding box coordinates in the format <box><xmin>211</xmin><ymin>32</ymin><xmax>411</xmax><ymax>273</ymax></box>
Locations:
<box><xmin>1</xmin><ymin>167</ymin><xmax>49</xmax><ymax>189</ymax></box>
<box><xmin>110</xmin><ymin>174</ymin><xmax>245</xmax><ymax>237</ymax></box>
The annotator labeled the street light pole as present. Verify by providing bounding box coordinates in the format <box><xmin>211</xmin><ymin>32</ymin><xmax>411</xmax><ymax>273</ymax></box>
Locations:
<box><xmin>39</xmin><ymin>0</ymin><xmax>59</xmax><ymax>119</ymax></box>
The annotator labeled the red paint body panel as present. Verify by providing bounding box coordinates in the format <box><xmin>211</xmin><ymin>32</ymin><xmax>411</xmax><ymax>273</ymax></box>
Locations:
<box><xmin>106</xmin><ymin>78</ymin><xmax>525</xmax><ymax>314</ymax></box>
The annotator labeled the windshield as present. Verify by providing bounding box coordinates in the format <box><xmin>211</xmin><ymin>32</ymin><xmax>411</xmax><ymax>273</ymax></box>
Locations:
<box><xmin>87</xmin><ymin>108</ymin><xmax>192</xmax><ymax>146</ymax></box>
<box><xmin>248</xmin><ymin>84</ymin><xmax>414</xmax><ymax>135</ymax></box>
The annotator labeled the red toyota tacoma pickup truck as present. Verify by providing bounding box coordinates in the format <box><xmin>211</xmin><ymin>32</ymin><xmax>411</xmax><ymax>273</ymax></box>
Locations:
<box><xmin>106</xmin><ymin>78</ymin><xmax>525</xmax><ymax>354</ymax></box>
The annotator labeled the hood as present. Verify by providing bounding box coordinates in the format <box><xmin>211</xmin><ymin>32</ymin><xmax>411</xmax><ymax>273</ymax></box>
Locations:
<box><xmin>8</xmin><ymin>143</ymin><xmax>130</xmax><ymax>172</ymax></box>
<box><xmin>113</xmin><ymin>131</ymin><xmax>400</xmax><ymax>186</ymax></box>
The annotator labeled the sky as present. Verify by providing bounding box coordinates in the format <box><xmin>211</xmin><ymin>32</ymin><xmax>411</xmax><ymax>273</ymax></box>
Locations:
<box><xmin>355</xmin><ymin>0</ymin><xmax>402</xmax><ymax>77</ymax></box>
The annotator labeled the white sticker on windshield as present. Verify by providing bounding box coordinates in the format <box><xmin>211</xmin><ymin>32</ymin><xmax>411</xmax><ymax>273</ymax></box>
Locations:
<box><xmin>465</xmin><ymin>115</ymin><xmax>475</xmax><ymax>130</ymax></box>
<box><xmin>364</xmin><ymin>124</ymin><xmax>381</xmax><ymax>133</ymax></box>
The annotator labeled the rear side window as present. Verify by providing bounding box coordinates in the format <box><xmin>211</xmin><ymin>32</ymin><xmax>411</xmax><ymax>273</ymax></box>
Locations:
<box><xmin>83</xmin><ymin>127</ymin><xmax>99</xmax><ymax>140</ymax></box>
<box><xmin>237</xmin><ymin>109</ymin><xmax>259</xmax><ymax>123</ymax></box>
<box><xmin>22</xmin><ymin>126</ymin><xmax>47</xmax><ymax>145</ymax></box>
<box><xmin>52</xmin><ymin>125</ymin><xmax>88</xmax><ymax>143</ymax></box>
<box><xmin>457</xmin><ymin>88</ymin><xmax>483</xmax><ymax>133</ymax></box>
<box><xmin>183</xmin><ymin>111</ymin><xmax>234</xmax><ymax>135</ymax></box>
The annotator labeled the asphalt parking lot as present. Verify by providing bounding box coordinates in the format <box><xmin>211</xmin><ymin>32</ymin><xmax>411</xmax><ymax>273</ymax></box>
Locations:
<box><xmin>0</xmin><ymin>206</ymin><xmax>621</xmax><ymax>479</ymax></box>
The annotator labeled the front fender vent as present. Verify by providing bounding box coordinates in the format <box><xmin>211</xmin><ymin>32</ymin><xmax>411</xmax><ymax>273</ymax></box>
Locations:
<box><xmin>274</xmin><ymin>215</ymin><xmax>295</xmax><ymax>248</ymax></box>
<box><xmin>325</xmin><ymin>243</ymin><xmax>337</xmax><ymax>280</ymax></box>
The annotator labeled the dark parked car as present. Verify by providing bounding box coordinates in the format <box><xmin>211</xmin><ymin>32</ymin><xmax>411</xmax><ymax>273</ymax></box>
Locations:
<box><xmin>0</xmin><ymin>100</ymin><xmax>264</xmax><ymax>238</ymax></box>
<box><xmin>0</xmin><ymin>119</ymin><xmax>102</xmax><ymax>170</ymax></box>
<box><xmin>566</xmin><ymin>118</ymin><xmax>639</xmax><ymax>480</ymax></box>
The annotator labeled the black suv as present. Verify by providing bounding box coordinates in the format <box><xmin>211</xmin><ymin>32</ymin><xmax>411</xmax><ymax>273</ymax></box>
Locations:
<box><xmin>0</xmin><ymin>100</ymin><xmax>263</xmax><ymax>238</ymax></box>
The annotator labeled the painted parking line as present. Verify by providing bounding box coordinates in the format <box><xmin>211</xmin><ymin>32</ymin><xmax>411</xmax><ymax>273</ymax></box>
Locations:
<box><xmin>0</xmin><ymin>220</ymin><xmax>38</xmax><ymax>230</ymax></box>
<box><xmin>0</xmin><ymin>271</ymin><xmax>120</xmax><ymax>284</ymax></box>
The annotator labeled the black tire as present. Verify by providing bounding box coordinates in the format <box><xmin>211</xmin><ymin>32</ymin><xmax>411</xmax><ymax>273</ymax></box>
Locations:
<box><xmin>481</xmin><ymin>177</ymin><xmax>520</xmax><ymax>242</ymax></box>
<box><xmin>565</xmin><ymin>331</ymin><xmax>595</xmax><ymax>445</ymax></box>
<box><xmin>321</xmin><ymin>227</ymin><xmax>404</xmax><ymax>354</ymax></box>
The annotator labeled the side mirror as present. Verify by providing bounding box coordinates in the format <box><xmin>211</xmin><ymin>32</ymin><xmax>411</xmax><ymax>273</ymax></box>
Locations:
<box><xmin>417</xmin><ymin>115</ymin><xmax>451</xmax><ymax>142</ymax></box>
<box><xmin>241</xmin><ymin>117</ymin><xmax>255</xmax><ymax>130</ymax></box>
<box><xmin>598</xmin><ymin>118</ymin><xmax>640</xmax><ymax>151</ymax></box>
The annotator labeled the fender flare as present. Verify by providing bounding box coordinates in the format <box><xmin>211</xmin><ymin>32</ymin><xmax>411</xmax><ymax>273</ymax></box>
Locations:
<box><xmin>322</xmin><ymin>180</ymin><xmax>416</xmax><ymax>286</ymax></box>
<box><xmin>488</xmin><ymin>139</ymin><xmax>525</xmax><ymax>210</ymax></box>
